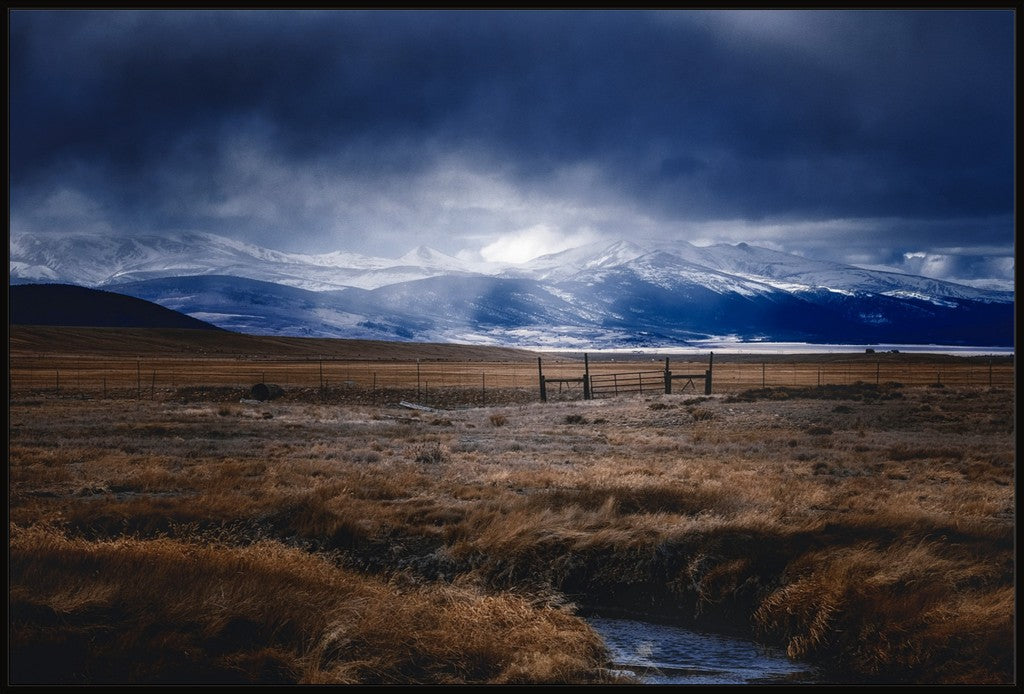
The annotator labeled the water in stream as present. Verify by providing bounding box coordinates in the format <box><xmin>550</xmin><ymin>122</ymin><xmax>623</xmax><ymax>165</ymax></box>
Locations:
<box><xmin>588</xmin><ymin>616</ymin><xmax>823</xmax><ymax>685</ymax></box>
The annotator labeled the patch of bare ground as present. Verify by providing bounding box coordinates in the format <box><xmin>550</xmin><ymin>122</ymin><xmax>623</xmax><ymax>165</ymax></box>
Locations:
<box><xmin>8</xmin><ymin>380</ymin><xmax>1014</xmax><ymax>684</ymax></box>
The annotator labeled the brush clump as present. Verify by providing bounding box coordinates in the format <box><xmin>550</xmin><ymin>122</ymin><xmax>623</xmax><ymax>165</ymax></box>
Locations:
<box><xmin>9</xmin><ymin>524</ymin><xmax>609</xmax><ymax>685</ymax></box>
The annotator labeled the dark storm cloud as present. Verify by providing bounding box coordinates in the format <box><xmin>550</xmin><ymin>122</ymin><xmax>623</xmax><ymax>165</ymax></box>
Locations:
<box><xmin>8</xmin><ymin>9</ymin><xmax>1015</xmax><ymax>281</ymax></box>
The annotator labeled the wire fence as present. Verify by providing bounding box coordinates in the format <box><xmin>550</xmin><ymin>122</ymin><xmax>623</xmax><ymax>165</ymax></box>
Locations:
<box><xmin>8</xmin><ymin>354</ymin><xmax>1014</xmax><ymax>406</ymax></box>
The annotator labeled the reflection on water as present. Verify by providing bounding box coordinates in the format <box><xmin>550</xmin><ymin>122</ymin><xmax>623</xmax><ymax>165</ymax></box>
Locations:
<box><xmin>589</xmin><ymin>616</ymin><xmax>822</xmax><ymax>685</ymax></box>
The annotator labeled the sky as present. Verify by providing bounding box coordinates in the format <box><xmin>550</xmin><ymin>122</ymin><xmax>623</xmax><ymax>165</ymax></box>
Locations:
<box><xmin>8</xmin><ymin>9</ymin><xmax>1016</xmax><ymax>288</ymax></box>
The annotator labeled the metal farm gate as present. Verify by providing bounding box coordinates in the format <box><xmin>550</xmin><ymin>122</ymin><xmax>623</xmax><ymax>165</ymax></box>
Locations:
<box><xmin>588</xmin><ymin>369</ymin><xmax>664</xmax><ymax>397</ymax></box>
<box><xmin>538</xmin><ymin>354</ymin><xmax>713</xmax><ymax>401</ymax></box>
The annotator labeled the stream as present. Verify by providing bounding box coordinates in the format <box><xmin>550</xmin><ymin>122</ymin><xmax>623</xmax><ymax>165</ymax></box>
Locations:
<box><xmin>588</xmin><ymin>615</ymin><xmax>824</xmax><ymax>685</ymax></box>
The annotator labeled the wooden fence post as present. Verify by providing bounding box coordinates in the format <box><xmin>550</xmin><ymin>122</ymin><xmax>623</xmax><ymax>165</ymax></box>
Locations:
<box><xmin>664</xmin><ymin>357</ymin><xmax>672</xmax><ymax>394</ymax></box>
<box><xmin>137</xmin><ymin>360</ymin><xmax>141</xmax><ymax>399</ymax></box>
<box><xmin>538</xmin><ymin>357</ymin><xmax>547</xmax><ymax>402</ymax></box>
<box><xmin>583</xmin><ymin>353</ymin><xmax>591</xmax><ymax>400</ymax></box>
<box><xmin>705</xmin><ymin>351</ymin><xmax>714</xmax><ymax>395</ymax></box>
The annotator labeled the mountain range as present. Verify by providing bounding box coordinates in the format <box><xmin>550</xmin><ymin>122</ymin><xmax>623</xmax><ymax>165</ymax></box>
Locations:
<box><xmin>9</xmin><ymin>231</ymin><xmax>1014</xmax><ymax>347</ymax></box>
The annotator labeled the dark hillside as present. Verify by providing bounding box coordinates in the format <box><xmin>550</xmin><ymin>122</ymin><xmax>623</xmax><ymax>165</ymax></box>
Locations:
<box><xmin>7</xmin><ymin>325</ymin><xmax>543</xmax><ymax>361</ymax></box>
<box><xmin>9</xmin><ymin>284</ymin><xmax>222</xmax><ymax>331</ymax></box>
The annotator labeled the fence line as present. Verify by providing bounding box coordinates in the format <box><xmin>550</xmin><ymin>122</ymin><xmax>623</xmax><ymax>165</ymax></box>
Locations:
<box><xmin>8</xmin><ymin>355</ymin><xmax>1014</xmax><ymax>402</ymax></box>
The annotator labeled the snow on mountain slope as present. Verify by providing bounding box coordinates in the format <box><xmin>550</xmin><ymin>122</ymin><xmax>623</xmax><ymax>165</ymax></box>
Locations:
<box><xmin>572</xmin><ymin>251</ymin><xmax>783</xmax><ymax>297</ymax></box>
<box><xmin>105</xmin><ymin>275</ymin><xmax>422</xmax><ymax>339</ymax></box>
<box><xmin>693</xmin><ymin>242</ymin><xmax>1010</xmax><ymax>304</ymax></box>
<box><xmin>106</xmin><ymin>266</ymin><xmax>1014</xmax><ymax>347</ymax></box>
<box><xmin>504</xmin><ymin>240</ymin><xmax>648</xmax><ymax>280</ymax></box>
<box><xmin>11</xmin><ymin>231</ymin><xmax>1013</xmax><ymax>346</ymax></box>
<box><xmin>510</xmin><ymin>239</ymin><xmax>1009</xmax><ymax>304</ymax></box>
<box><xmin>9</xmin><ymin>261</ymin><xmax>61</xmax><ymax>282</ymax></box>
<box><xmin>8</xmin><ymin>231</ymin><xmax>478</xmax><ymax>291</ymax></box>
<box><xmin>13</xmin><ymin>231</ymin><xmax>1010</xmax><ymax>304</ymax></box>
<box><xmin>396</xmin><ymin>245</ymin><xmax>473</xmax><ymax>272</ymax></box>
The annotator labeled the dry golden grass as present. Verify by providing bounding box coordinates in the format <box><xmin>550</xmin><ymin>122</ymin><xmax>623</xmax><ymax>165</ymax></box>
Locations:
<box><xmin>9</xmin><ymin>524</ymin><xmax>609</xmax><ymax>685</ymax></box>
<box><xmin>9</xmin><ymin>326</ymin><xmax>1013</xmax><ymax>401</ymax></box>
<box><xmin>7</xmin><ymin>347</ymin><xmax>1015</xmax><ymax>684</ymax></box>
<box><xmin>8</xmin><ymin>325</ymin><xmax>541</xmax><ymax>361</ymax></box>
<box><xmin>753</xmin><ymin>541</ymin><xmax>1014</xmax><ymax>684</ymax></box>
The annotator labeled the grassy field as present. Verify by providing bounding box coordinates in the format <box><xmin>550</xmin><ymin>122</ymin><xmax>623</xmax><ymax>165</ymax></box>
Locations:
<box><xmin>8</xmin><ymin>326</ymin><xmax>1014</xmax><ymax>402</ymax></box>
<box><xmin>7</xmin><ymin>328</ymin><xmax>1016</xmax><ymax>684</ymax></box>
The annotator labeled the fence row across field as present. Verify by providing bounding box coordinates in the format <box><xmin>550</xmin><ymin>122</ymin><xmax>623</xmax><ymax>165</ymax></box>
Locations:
<box><xmin>7</xmin><ymin>354</ymin><xmax>1014</xmax><ymax>404</ymax></box>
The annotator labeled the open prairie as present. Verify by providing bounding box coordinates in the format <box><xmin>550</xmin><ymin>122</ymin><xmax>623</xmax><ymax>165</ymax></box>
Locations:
<box><xmin>7</xmin><ymin>328</ymin><xmax>1016</xmax><ymax>684</ymax></box>
<box><xmin>8</xmin><ymin>326</ymin><xmax>1013</xmax><ymax>402</ymax></box>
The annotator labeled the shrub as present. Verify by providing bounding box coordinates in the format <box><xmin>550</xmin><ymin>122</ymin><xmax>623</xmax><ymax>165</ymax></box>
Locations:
<box><xmin>489</xmin><ymin>414</ymin><xmax>507</xmax><ymax>427</ymax></box>
<box><xmin>414</xmin><ymin>444</ymin><xmax>446</xmax><ymax>465</ymax></box>
<box><xmin>688</xmin><ymin>407</ymin><xmax>715</xmax><ymax>421</ymax></box>
<box><xmin>564</xmin><ymin>414</ymin><xmax>587</xmax><ymax>425</ymax></box>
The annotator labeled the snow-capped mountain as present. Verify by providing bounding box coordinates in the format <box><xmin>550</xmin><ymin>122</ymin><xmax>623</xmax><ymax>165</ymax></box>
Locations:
<box><xmin>524</xmin><ymin>240</ymin><xmax>1010</xmax><ymax>305</ymax></box>
<box><xmin>502</xmin><ymin>240</ymin><xmax>649</xmax><ymax>280</ymax></box>
<box><xmin>396</xmin><ymin>245</ymin><xmax>475</xmax><ymax>272</ymax></box>
<box><xmin>680</xmin><ymin>242</ymin><xmax>1005</xmax><ymax>305</ymax></box>
<box><xmin>8</xmin><ymin>231</ymin><xmax>485</xmax><ymax>292</ymax></box>
<box><xmin>10</xmin><ymin>231</ymin><xmax>1014</xmax><ymax>347</ymax></box>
